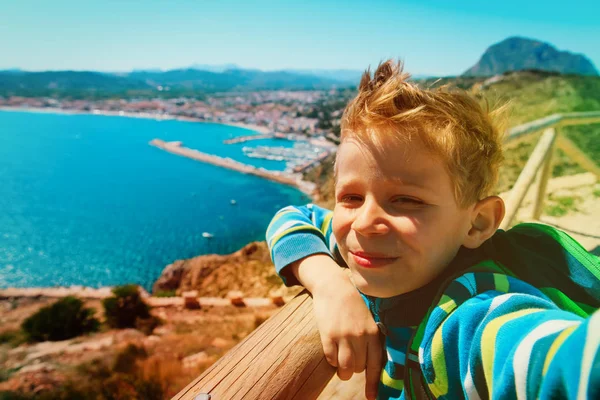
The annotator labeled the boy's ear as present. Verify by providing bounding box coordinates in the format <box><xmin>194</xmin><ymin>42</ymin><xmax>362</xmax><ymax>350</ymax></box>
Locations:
<box><xmin>462</xmin><ymin>196</ymin><xmax>505</xmax><ymax>249</ymax></box>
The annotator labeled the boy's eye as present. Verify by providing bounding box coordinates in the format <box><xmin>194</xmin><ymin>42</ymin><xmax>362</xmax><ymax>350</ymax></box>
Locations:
<box><xmin>340</xmin><ymin>194</ymin><xmax>363</xmax><ymax>203</ymax></box>
<box><xmin>392</xmin><ymin>196</ymin><xmax>424</xmax><ymax>206</ymax></box>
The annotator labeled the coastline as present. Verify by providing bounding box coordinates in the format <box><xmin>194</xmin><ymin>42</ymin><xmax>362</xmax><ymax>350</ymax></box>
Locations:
<box><xmin>0</xmin><ymin>105</ymin><xmax>271</xmax><ymax>135</ymax></box>
<box><xmin>0</xmin><ymin>106</ymin><xmax>321</xmax><ymax>293</ymax></box>
<box><xmin>1</xmin><ymin>105</ymin><xmax>319</xmax><ymax>199</ymax></box>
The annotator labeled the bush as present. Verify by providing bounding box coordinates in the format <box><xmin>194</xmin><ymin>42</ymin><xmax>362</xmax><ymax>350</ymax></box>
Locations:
<box><xmin>154</xmin><ymin>289</ymin><xmax>176</xmax><ymax>298</ymax></box>
<box><xmin>135</xmin><ymin>316</ymin><xmax>161</xmax><ymax>336</ymax></box>
<box><xmin>0</xmin><ymin>391</ymin><xmax>30</xmax><ymax>400</ymax></box>
<box><xmin>0</xmin><ymin>330</ymin><xmax>27</xmax><ymax>347</ymax></box>
<box><xmin>21</xmin><ymin>296</ymin><xmax>99</xmax><ymax>342</ymax></box>
<box><xmin>103</xmin><ymin>285</ymin><xmax>151</xmax><ymax>329</ymax></box>
<box><xmin>101</xmin><ymin>374</ymin><xmax>163</xmax><ymax>400</ymax></box>
<box><xmin>113</xmin><ymin>344</ymin><xmax>147</xmax><ymax>374</ymax></box>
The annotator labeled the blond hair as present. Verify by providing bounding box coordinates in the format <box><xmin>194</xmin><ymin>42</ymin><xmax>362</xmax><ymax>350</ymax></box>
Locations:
<box><xmin>340</xmin><ymin>60</ymin><xmax>507</xmax><ymax>207</ymax></box>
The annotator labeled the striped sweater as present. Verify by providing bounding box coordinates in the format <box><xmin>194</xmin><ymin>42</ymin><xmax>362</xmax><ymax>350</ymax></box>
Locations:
<box><xmin>266</xmin><ymin>204</ymin><xmax>600</xmax><ymax>400</ymax></box>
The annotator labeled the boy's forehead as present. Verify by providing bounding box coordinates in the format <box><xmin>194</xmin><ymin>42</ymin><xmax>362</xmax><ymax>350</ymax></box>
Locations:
<box><xmin>335</xmin><ymin>139</ymin><xmax>447</xmax><ymax>189</ymax></box>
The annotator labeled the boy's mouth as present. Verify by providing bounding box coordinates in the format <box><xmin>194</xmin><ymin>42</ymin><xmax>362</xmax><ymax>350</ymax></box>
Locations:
<box><xmin>349</xmin><ymin>251</ymin><xmax>399</xmax><ymax>268</ymax></box>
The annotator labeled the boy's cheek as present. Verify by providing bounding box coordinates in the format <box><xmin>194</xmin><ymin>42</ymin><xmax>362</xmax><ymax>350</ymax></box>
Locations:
<box><xmin>331</xmin><ymin>210</ymin><xmax>352</xmax><ymax>239</ymax></box>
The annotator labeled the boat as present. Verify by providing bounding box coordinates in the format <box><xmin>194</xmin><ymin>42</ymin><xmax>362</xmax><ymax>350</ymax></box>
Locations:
<box><xmin>230</xmin><ymin>199</ymin><xmax>237</xmax><ymax>205</ymax></box>
<box><xmin>202</xmin><ymin>232</ymin><xmax>214</xmax><ymax>238</ymax></box>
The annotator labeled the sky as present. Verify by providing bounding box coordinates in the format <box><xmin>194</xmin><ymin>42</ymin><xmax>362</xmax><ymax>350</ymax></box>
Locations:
<box><xmin>2</xmin><ymin>0</ymin><xmax>599</xmax><ymax>76</ymax></box>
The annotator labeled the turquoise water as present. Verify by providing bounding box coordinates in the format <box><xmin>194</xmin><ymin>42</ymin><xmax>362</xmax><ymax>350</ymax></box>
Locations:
<box><xmin>0</xmin><ymin>110</ymin><xmax>310</xmax><ymax>289</ymax></box>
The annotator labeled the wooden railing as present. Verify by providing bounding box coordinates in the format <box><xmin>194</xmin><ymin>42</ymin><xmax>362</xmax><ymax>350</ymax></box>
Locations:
<box><xmin>500</xmin><ymin>111</ymin><xmax>600</xmax><ymax>229</ymax></box>
<box><xmin>173</xmin><ymin>111</ymin><xmax>600</xmax><ymax>400</ymax></box>
<box><xmin>172</xmin><ymin>291</ymin><xmax>335</xmax><ymax>400</ymax></box>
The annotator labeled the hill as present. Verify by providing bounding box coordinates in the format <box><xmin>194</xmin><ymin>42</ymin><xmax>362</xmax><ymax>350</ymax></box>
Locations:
<box><xmin>463</xmin><ymin>37</ymin><xmax>598</xmax><ymax>77</ymax></box>
<box><xmin>0</xmin><ymin>71</ymin><xmax>152</xmax><ymax>98</ymax></box>
<box><xmin>417</xmin><ymin>71</ymin><xmax>600</xmax><ymax>192</ymax></box>
<box><xmin>0</xmin><ymin>68</ymin><xmax>351</xmax><ymax>99</ymax></box>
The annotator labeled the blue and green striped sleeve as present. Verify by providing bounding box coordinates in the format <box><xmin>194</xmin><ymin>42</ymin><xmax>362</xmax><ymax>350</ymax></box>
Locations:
<box><xmin>420</xmin><ymin>272</ymin><xmax>599</xmax><ymax>399</ymax></box>
<box><xmin>265</xmin><ymin>204</ymin><xmax>335</xmax><ymax>286</ymax></box>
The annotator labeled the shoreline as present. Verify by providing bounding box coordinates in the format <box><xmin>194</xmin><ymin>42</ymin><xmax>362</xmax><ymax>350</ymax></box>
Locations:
<box><xmin>1</xmin><ymin>105</ymin><xmax>319</xmax><ymax>199</ymax></box>
<box><xmin>0</xmin><ymin>106</ymin><xmax>321</xmax><ymax>293</ymax></box>
<box><xmin>0</xmin><ymin>105</ymin><xmax>271</xmax><ymax>135</ymax></box>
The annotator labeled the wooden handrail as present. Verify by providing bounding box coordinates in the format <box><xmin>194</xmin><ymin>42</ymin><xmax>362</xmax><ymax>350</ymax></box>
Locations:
<box><xmin>501</xmin><ymin>128</ymin><xmax>556</xmax><ymax>229</ymax></box>
<box><xmin>502</xmin><ymin>111</ymin><xmax>600</xmax><ymax>229</ymax></box>
<box><xmin>505</xmin><ymin>111</ymin><xmax>600</xmax><ymax>142</ymax></box>
<box><xmin>172</xmin><ymin>291</ymin><xmax>336</xmax><ymax>400</ymax></box>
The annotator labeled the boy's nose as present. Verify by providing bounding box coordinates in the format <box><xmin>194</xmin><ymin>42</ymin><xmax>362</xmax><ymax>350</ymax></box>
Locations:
<box><xmin>351</xmin><ymin>200</ymin><xmax>390</xmax><ymax>236</ymax></box>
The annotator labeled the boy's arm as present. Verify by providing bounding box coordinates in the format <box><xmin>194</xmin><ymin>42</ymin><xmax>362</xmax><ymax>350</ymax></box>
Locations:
<box><xmin>266</xmin><ymin>203</ymin><xmax>339</xmax><ymax>286</ymax></box>
<box><xmin>266</xmin><ymin>204</ymin><xmax>382</xmax><ymax>400</ymax></box>
<box><xmin>420</xmin><ymin>276</ymin><xmax>599</xmax><ymax>399</ymax></box>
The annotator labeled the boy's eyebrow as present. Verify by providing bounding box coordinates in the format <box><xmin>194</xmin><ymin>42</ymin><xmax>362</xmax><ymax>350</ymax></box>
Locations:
<box><xmin>335</xmin><ymin>176</ymin><xmax>432</xmax><ymax>192</ymax></box>
<box><xmin>387</xmin><ymin>176</ymin><xmax>430</xmax><ymax>190</ymax></box>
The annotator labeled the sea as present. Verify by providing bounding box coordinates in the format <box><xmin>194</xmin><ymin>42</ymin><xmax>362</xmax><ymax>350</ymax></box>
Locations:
<box><xmin>0</xmin><ymin>110</ymin><xmax>310</xmax><ymax>290</ymax></box>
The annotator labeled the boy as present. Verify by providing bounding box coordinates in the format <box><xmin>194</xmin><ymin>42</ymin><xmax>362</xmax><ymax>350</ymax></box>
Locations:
<box><xmin>266</xmin><ymin>61</ymin><xmax>599</xmax><ymax>400</ymax></box>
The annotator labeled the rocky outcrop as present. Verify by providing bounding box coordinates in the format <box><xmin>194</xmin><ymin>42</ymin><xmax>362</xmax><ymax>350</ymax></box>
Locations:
<box><xmin>464</xmin><ymin>37</ymin><xmax>598</xmax><ymax>77</ymax></box>
<box><xmin>153</xmin><ymin>241</ymin><xmax>298</xmax><ymax>298</ymax></box>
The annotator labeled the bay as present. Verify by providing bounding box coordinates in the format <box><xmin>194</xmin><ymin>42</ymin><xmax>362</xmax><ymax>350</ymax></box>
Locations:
<box><xmin>0</xmin><ymin>110</ymin><xmax>310</xmax><ymax>289</ymax></box>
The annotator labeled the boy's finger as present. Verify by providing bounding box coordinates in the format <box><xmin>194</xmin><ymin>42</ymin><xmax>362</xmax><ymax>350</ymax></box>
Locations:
<box><xmin>352</xmin><ymin>337</ymin><xmax>367</xmax><ymax>373</ymax></box>
<box><xmin>321</xmin><ymin>337</ymin><xmax>338</xmax><ymax>367</ymax></box>
<box><xmin>365</xmin><ymin>336</ymin><xmax>383</xmax><ymax>400</ymax></box>
<box><xmin>336</xmin><ymin>339</ymin><xmax>354</xmax><ymax>381</ymax></box>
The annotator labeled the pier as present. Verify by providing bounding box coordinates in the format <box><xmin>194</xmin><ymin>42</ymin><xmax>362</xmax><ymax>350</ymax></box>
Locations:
<box><xmin>223</xmin><ymin>133</ymin><xmax>273</xmax><ymax>144</ymax></box>
<box><xmin>149</xmin><ymin>139</ymin><xmax>317</xmax><ymax>196</ymax></box>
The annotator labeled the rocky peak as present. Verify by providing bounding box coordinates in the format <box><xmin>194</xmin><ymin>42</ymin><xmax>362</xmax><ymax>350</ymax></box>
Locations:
<box><xmin>463</xmin><ymin>37</ymin><xmax>598</xmax><ymax>77</ymax></box>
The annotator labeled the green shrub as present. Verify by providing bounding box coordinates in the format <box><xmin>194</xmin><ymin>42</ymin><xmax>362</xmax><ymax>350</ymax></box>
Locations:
<box><xmin>135</xmin><ymin>315</ymin><xmax>161</xmax><ymax>336</ymax></box>
<box><xmin>0</xmin><ymin>391</ymin><xmax>30</xmax><ymax>400</ymax></box>
<box><xmin>21</xmin><ymin>296</ymin><xmax>99</xmax><ymax>342</ymax></box>
<box><xmin>133</xmin><ymin>378</ymin><xmax>164</xmax><ymax>400</ymax></box>
<box><xmin>102</xmin><ymin>285</ymin><xmax>151</xmax><ymax>329</ymax></box>
<box><xmin>0</xmin><ymin>330</ymin><xmax>27</xmax><ymax>347</ymax></box>
<box><xmin>113</xmin><ymin>344</ymin><xmax>147</xmax><ymax>374</ymax></box>
<box><xmin>154</xmin><ymin>289</ymin><xmax>176</xmax><ymax>298</ymax></box>
<box><xmin>101</xmin><ymin>374</ymin><xmax>163</xmax><ymax>400</ymax></box>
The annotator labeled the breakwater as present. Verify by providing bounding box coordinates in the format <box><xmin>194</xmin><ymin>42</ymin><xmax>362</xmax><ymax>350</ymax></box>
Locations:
<box><xmin>223</xmin><ymin>134</ymin><xmax>273</xmax><ymax>144</ymax></box>
<box><xmin>149</xmin><ymin>139</ymin><xmax>317</xmax><ymax>196</ymax></box>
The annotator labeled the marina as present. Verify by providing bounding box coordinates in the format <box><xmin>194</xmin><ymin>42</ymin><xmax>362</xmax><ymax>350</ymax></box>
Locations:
<box><xmin>241</xmin><ymin>140</ymin><xmax>334</xmax><ymax>173</ymax></box>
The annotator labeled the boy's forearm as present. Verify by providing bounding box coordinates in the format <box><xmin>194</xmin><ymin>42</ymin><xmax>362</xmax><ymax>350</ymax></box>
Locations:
<box><xmin>289</xmin><ymin>254</ymin><xmax>349</xmax><ymax>294</ymax></box>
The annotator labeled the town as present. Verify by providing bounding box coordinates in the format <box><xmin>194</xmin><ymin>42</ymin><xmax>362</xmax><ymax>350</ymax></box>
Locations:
<box><xmin>0</xmin><ymin>90</ymin><xmax>350</xmax><ymax>177</ymax></box>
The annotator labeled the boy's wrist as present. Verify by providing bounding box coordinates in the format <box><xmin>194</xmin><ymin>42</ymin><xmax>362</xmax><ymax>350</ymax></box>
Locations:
<box><xmin>290</xmin><ymin>254</ymin><xmax>349</xmax><ymax>294</ymax></box>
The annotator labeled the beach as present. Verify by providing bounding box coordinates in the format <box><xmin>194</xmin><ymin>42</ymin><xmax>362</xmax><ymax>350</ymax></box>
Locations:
<box><xmin>0</xmin><ymin>106</ymin><xmax>272</xmax><ymax>135</ymax></box>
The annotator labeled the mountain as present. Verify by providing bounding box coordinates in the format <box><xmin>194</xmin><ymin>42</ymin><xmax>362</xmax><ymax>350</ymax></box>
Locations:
<box><xmin>463</xmin><ymin>37</ymin><xmax>598</xmax><ymax>77</ymax></box>
<box><xmin>0</xmin><ymin>68</ymin><xmax>24</xmax><ymax>75</ymax></box>
<box><xmin>0</xmin><ymin>68</ymin><xmax>351</xmax><ymax>98</ymax></box>
<box><xmin>284</xmin><ymin>69</ymin><xmax>363</xmax><ymax>83</ymax></box>
<box><xmin>126</xmin><ymin>68</ymin><xmax>345</xmax><ymax>91</ymax></box>
<box><xmin>0</xmin><ymin>71</ymin><xmax>152</xmax><ymax>97</ymax></box>
<box><xmin>189</xmin><ymin>63</ymin><xmax>241</xmax><ymax>73</ymax></box>
<box><xmin>285</xmin><ymin>69</ymin><xmax>433</xmax><ymax>84</ymax></box>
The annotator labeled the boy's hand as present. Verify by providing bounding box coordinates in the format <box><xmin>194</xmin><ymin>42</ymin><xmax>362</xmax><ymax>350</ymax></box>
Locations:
<box><xmin>290</xmin><ymin>255</ymin><xmax>382</xmax><ymax>400</ymax></box>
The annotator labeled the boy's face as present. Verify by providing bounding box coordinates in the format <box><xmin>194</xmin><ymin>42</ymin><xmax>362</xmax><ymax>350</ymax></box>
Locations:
<box><xmin>332</xmin><ymin>136</ymin><xmax>476</xmax><ymax>298</ymax></box>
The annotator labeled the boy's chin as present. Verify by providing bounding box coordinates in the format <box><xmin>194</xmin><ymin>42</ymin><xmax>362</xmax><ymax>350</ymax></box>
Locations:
<box><xmin>351</xmin><ymin>272</ymin><xmax>407</xmax><ymax>298</ymax></box>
